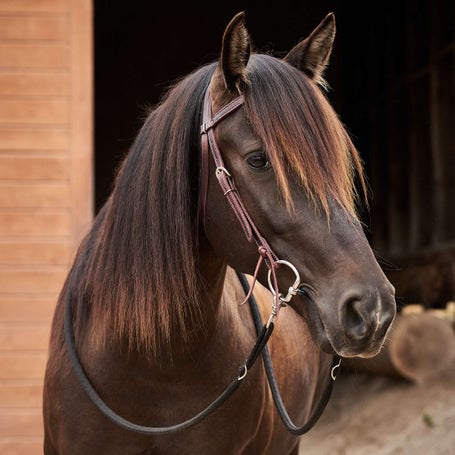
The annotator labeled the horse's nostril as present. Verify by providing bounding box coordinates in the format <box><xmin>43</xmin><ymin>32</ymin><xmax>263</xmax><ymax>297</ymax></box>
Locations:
<box><xmin>341</xmin><ymin>289</ymin><xmax>396</xmax><ymax>344</ymax></box>
<box><xmin>344</xmin><ymin>298</ymin><xmax>368</xmax><ymax>340</ymax></box>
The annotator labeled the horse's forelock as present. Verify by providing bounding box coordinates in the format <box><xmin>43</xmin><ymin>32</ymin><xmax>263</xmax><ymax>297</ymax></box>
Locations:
<box><xmin>244</xmin><ymin>54</ymin><xmax>366</xmax><ymax>219</ymax></box>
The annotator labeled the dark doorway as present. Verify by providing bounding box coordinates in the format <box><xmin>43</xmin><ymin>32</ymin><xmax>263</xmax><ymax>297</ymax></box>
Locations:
<box><xmin>94</xmin><ymin>1</ymin><xmax>455</xmax><ymax>307</ymax></box>
<box><xmin>94</xmin><ymin>1</ymin><xmax>353</xmax><ymax>213</ymax></box>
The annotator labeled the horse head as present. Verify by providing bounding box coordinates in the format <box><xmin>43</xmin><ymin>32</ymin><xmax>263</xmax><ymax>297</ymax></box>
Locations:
<box><xmin>202</xmin><ymin>12</ymin><xmax>396</xmax><ymax>358</ymax></box>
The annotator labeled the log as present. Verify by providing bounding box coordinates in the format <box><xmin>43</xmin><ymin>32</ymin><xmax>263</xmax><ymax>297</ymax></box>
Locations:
<box><xmin>343</xmin><ymin>306</ymin><xmax>455</xmax><ymax>383</ymax></box>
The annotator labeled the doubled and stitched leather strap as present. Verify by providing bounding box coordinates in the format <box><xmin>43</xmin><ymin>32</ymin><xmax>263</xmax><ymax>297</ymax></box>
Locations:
<box><xmin>199</xmin><ymin>90</ymin><xmax>278</xmax><ymax>273</ymax></box>
<box><xmin>198</xmin><ymin>93</ymin><xmax>245</xmax><ymax>230</ymax></box>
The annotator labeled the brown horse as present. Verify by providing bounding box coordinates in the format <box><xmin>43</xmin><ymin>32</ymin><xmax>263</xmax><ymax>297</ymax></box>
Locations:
<box><xmin>43</xmin><ymin>12</ymin><xmax>396</xmax><ymax>454</ymax></box>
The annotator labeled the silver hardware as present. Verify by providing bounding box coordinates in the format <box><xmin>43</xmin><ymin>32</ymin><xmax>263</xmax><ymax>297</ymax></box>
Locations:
<box><xmin>238</xmin><ymin>365</ymin><xmax>248</xmax><ymax>381</ymax></box>
<box><xmin>215</xmin><ymin>166</ymin><xmax>232</xmax><ymax>177</ymax></box>
<box><xmin>267</xmin><ymin>260</ymin><xmax>301</xmax><ymax>304</ymax></box>
<box><xmin>331</xmin><ymin>358</ymin><xmax>342</xmax><ymax>380</ymax></box>
<box><xmin>266</xmin><ymin>301</ymin><xmax>278</xmax><ymax>328</ymax></box>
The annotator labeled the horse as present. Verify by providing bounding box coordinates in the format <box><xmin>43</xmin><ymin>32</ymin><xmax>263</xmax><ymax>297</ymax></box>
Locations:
<box><xmin>43</xmin><ymin>12</ymin><xmax>396</xmax><ymax>454</ymax></box>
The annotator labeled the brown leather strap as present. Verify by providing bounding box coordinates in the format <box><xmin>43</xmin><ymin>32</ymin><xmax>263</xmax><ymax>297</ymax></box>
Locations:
<box><xmin>199</xmin><ymin>94</ymin><xmax>245</xmax><ymax>227</ymax></box>
<box><xmin>199</xmin><ymin>90</ymin><xmax>279</xmax><ymax>273</ymax></box>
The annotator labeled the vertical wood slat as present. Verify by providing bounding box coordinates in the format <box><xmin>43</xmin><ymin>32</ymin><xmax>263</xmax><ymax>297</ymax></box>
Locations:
<box><xmin>409</xmin><ymin>75</ymin><xmax>433</xmax><ymax>250</ymax></box>
<box><xmin>70</xmin><ymin>0</ymin><xmax>93</xmax><ymax>243</ymax></box>
<box><xmin>387</xmin><ymin>89</ymin><xmax>410</xmax><ymax>256</ymax></box>
<box><xmin>430</xmin><ymin>52</ymin><xmax>455</xmax><ymax>244</ymax></box>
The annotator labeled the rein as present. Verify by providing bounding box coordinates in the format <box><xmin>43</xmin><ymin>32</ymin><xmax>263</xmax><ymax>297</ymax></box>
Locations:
<box><xmin>64</xmin><ymin>275</ymin><xmax>338</xmax><ymax>436</ymax></box>
<box><xmin>64</xmin><ymin>288</ymin><xmax>275</xmax><ymax>435</ymax></box>
<box><xmin>64</xmin><ymin>88</ymin><xmax>340</xmax><ymax>437</ymax></box>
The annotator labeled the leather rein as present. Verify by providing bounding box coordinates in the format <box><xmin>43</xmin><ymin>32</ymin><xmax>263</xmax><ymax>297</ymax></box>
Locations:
<box><xmin>63</xmin><ymin>88</ymin><xmax>340</xmax><ymax>436</ymax></box>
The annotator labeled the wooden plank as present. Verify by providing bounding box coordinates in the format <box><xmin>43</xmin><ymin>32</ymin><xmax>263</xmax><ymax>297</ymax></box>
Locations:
<box><xmin>0</xmin><ymin>211</ymin><xmax>71</xmax><ymax>236</ymax></box>
<box><xmin>0</xmin><ymin>128</ymin><xmax>68</xmax><ymax>151</ymax></box>
<box><xmin>0</xmin><ymin>324</ymin><xmax>49</xmax><ymax>351</ymax></box>
<box><xmin>0</xmin><ymin>157</ymin><xmax>69</xmax><ymax>180</ymax></box>
<box><xmin>0</xmin><ymin>296</ymin><xmax>57</xmax><ymax>322</ymax></box>
<box><xmin>0</xmin><ymin>269</ymin><xmax>67</xmax><ymax>293</ymax></box>
<box><xmin>0</xmin><ymin>408</ymin><xmax>43</xmax><ymax>436</ymax></box>
<box><xmin>0</xmin><ymin>72</ymin><xmax>69</xmax><ymax>97</ymax></box>
<box><xmin>0</xmin><ymin>0</ymin><xmax>67</xmax><ymax>13</ymax></box>
<box><xmin>0</xmin><ymin>438</ymin><xmax>42</xmax><ymax>455</ymax></box>
<box><xmin>0</xmin><ymin>241</ymin><xmax>73</xmax><ymax>265</ymax></box>
<box><xmin>0</xmin><ymin>184</ymin><xmax>70</xmax><ymax>208</ymax></box>
<box><xmin>0</xmin><ymin>353</ymin><xmax>47</xmax><ymax>379</ymax></box>
<box><xmin>0</xmin><ymin>99</ymin><xmax>68</xmax><ymax>125</ymax></box>
<box><xmin>0</xmin><ymin>16</ymin><xmax>68</xmax><ymax>41</ymax></box>
<box><xmin>0</xmin><ymin>381</ymin><xmax>43</xmax><ymax>407</ymax></box>
<box><xmin>0</xmin><ymin>44</ymin><xmax>69</xmax><ymax>69</ymax></box>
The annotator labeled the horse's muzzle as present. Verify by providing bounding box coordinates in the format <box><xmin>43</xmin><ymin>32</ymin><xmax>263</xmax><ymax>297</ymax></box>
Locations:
<box><xmin>339</xmin><ymin>283</ymin><xmax>396</xmax><ymax>357</ymax></box>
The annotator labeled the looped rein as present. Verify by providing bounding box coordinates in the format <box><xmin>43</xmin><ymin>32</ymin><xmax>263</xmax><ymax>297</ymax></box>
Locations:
<box><xmin>199</xmin><ymin>90</ymin><xmax>282</xmax><ymax>314</ymax></box>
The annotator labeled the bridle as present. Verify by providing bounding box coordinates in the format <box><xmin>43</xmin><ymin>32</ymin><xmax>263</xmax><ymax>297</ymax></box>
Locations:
<box><xmin>199</xmin><ymin>90</ymin><xmax>302</xmax><ymax>319</ymax></box>
<box><xmin>64</xmin><ymin>87</ymin><xmax>340</xmax><ymax>437</ymax></box>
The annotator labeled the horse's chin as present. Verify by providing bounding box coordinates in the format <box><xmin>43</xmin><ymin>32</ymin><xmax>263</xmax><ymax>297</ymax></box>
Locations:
<box><xmin>293</xmin><ymin>295</ymin><xmax>388</xmax><ymax>359</ymax></box>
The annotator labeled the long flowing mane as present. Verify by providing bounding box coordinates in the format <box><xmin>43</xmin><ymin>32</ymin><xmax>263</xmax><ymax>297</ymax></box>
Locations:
<box><xmin>53</xmin><ymin>64</ymin><xmax>216</xmax><ymax>358</ymax></box>
<box><xmin>51</xmin><ymin>53</ymin><xmax>366</xmax><ymax>359</ymax></box>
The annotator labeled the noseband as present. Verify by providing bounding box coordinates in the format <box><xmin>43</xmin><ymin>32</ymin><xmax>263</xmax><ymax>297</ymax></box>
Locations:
<box><xmin>63</xmin><ymin>88</ymin><xmax>339</xmax><ymax>437</ymax></box>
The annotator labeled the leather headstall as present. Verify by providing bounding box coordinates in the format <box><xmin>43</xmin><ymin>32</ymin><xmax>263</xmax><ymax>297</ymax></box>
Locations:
<box><xmin>199</xmin><ymin>90</ymin><xmax>279</xmax><ymax>280</ymax></box>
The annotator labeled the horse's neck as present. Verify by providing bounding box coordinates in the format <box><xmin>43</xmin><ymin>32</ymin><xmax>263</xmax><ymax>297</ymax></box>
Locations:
<box><xmin>193</xmin><ymin>256</ymin><xmax>251</xmax><ymax>350</ymax></box>
<box><xmin>156</xmin><ymin>257</ymin><xmax>251</xmax><ymax>368</ymax></box>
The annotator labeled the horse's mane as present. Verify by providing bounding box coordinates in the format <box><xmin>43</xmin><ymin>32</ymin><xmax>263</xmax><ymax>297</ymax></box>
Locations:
<box><xmin>54</xmin><ymin>53</ymin><xmax>366</xmax><ymax>358</ymax></box>
<box><xmin>58</xmin><ymin>63</ymin><xmax>216</xmax><ymax>358</ymax></box>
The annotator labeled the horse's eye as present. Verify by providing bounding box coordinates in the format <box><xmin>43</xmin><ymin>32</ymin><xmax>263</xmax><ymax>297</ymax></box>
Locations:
<box><xmin>246</xmin><ymin>152</ymin><xmax>271</xmax><ymax>170</ymax></box>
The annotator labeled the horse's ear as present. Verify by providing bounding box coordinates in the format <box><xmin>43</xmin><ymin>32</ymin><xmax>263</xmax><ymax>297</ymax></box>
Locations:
<box><xmin>284</xmin><ymin>12</ymin><xmax>336</xmax><ymax>88</ymax></box>
<box><xmin>214</xmin><ymin>12</ymin><xmax>251</xmax><ymax>95</ymax></box>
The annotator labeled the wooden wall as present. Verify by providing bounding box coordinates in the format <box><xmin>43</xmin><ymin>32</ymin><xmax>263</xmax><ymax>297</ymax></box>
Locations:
<box><xmin>0</xmin><ymin>1</ymin><xmax>93</xmax><ymax>453</ymax></box>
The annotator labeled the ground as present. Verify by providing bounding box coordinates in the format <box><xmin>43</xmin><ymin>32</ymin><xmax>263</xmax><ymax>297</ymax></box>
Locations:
<box><xmin>298</xmin><ymin>363</ymin><xmax>455</xmax><ymax>455</ymax></box>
